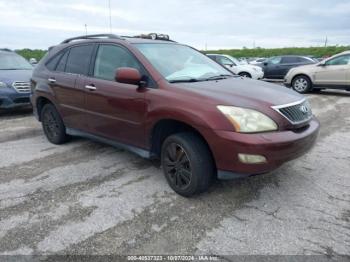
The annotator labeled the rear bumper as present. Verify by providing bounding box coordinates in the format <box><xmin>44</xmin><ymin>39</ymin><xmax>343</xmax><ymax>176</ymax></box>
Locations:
<box><xmin>201</xmin><ymin>117</ymin><xmax>320</xmax><ymax>179</ymax></box>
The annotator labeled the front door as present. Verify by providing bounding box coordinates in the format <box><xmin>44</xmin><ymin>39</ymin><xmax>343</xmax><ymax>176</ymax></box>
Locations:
<box><xmin>314</xmin><ymin>54</ymin><xmax>350</xmax><ymax>87</ymax></box>
<box><xmin>81</xmin><ymin>44</ymin><xmax>148</xmax><ymax>148</ymax></box>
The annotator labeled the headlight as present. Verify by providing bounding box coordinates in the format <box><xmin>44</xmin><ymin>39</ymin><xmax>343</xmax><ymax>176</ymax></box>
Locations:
<box><xmin>217</xmin><ymin>106</ymin><xmax>278</xmax><ymax>133</ymax></box>
<box><xmin>0</xmin><ymin>81</ymin><xmax>7</xmax><ymax>88</ymax></box>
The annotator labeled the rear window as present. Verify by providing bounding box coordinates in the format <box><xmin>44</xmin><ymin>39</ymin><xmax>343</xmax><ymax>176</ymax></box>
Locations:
<box><xmin>65</xmin><ymin>45</ymin><xmax>94</xmax><ymax>75</ymax></box>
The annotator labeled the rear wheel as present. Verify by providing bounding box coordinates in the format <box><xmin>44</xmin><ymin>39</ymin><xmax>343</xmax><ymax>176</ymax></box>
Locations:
<box><xmin>41</xmin><ymin>103</ymin><xmax>69</xmax><ymax>144</ymax></box>
<box><xmin>239</xmin><ymin>72</ymin><xmax>252</xmax><ymax>78</ymax></box>
<box><xmin>161</xmin><ymin>133</ymin><xmax>215</xmax><ymax>197</ymax></box>
<box><xmin>292</xmin><ymin>75</ymin><xmax>312</xmax><ymax>93</ymax></box>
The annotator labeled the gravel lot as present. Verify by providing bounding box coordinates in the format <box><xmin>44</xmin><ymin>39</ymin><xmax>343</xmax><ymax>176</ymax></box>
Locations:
<box><xmin>0</xmin><ymin>87</ymin><xmax>349</xmax><ymax>257</ymax></box>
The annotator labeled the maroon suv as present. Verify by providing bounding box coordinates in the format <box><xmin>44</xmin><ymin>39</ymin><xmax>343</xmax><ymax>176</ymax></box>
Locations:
<box><xmin>31</xmin><ymin>34</ymin><xmax>320</xmax><ymax>197</ymax></box>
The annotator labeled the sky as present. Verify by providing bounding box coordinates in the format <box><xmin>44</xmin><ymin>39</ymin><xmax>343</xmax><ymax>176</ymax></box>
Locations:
<box><xmin>0</xmin><ymin>0</ymin><xmax>349</xmax><ymax>50</ymax></box>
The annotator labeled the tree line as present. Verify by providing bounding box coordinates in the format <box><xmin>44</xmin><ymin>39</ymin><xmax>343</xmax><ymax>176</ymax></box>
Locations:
<box><xmin>15</xmin><ymin>46</ymin><xmax>350</xmax><ymax>61</ymax></box>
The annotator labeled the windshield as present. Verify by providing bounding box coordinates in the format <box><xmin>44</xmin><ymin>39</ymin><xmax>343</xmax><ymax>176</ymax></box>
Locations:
<box><xmin>0</xmin><ymin>52</ymin><xmax>33</xmax><ymax>70</ymax></box>
<box><xmin>134</xmin><ymin>43</ymin><xmax>232</xmax><ymax>82</ymax></box>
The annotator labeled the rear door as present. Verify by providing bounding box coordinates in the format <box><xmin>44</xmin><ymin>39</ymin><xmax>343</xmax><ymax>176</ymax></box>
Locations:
<box><xmin>80</xmin><ymin>44</ymin><xmax>148</xmax><ymax>148</ymax></box>
<box><xmin>279</xmin><ymin>56</ymin><xmax>301</xmax><ymax>78</ymax></box>
<box><xmin>263</xmin><ymin>56</ymin><xmax>282</xmax><ymax>79</ymax></box>
<box><xmin>314</xmin><ymin>54</ymin><xmax>350</xmax><ymax>86</ymax></box>
<box><xmin>51</xmin><ymin>44</ymin><xmax>94</xmax><ymax>130</ymax></box>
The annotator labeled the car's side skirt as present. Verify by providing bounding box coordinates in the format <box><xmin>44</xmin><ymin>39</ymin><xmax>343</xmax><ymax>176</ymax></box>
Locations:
<box><xmin>66</xmin><ymin>128</ymin><xmax>153</xmax><ymax>159</ymax></box>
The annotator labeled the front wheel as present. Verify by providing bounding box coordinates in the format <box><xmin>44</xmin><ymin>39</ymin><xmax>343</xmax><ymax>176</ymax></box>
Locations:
<box><xmin>41</xmin><ymin>103</ymin><xmax>70</xmax><ymax>145</ymax></box>
<box><xmin>161</xmin><ymin>133</ymin><xmax>215</xmax><ymax>197</ymax></box>
<box><xmin>292</xmin><ymin>75</ymin><xmax>312</xmax><ymax>93</ymax></box>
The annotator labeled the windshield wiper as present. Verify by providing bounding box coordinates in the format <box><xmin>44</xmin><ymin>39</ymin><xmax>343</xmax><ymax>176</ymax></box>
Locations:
<box><xmin>202</xmin><ymin>74</ymin><xmax>235</xmax><ymax>81</ymax></box>
<box><xmin>168</xmin><ymin>78</ymin><xmax>201</xmax><ymax>83</ymax></box>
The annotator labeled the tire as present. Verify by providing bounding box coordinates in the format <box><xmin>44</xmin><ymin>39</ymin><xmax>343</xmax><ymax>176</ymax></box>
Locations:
<box><xmin>161</xmin><ymin>132</ymin><xmax>215</xmax><ymax>197</ymax></box>
<box><xmin>239</xmin><ymin>72</ymin><xmax>252</xmax><ymax>78</ymax></box>
<box><xmin>41</xmin><ymin>103</ymin><xmax>70</xmax><ymax>145</ymax></box>
<box><xmin>292</xmin><ymin>75</ymin><xmax>312</xmax><ymax>93</ymax></box>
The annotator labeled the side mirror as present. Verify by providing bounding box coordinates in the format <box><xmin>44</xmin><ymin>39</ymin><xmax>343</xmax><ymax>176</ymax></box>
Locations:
<box><xmin>115</xmin><ymin>67</ymin><xmax>142</xmax><ymax>86</ymax></box>
<box><xmin>318</xmin><ymin>62</ymin><xmax>326</xmax><ymax>67</ymax></box>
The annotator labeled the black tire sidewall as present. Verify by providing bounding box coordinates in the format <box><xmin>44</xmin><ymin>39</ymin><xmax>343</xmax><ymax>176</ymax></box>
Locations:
<box><xmin>161</xmin><ymin>133</ymin><xmax>214</xmax><ymax>197</ymax></box>
<box><xmin>239</xmin><ymin>72</ymin><xmax>251</xmax><ymax>78</ymax></box>
<box><xmin>41</xmin><ymin>103</ymin><xmax>68</xmax><ymax>145</ymax></box>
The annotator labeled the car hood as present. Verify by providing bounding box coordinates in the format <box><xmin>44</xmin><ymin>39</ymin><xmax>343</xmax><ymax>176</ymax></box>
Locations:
<box><xmin>174</xmin><ymin>77</ymin><xmax>304</xmax><ymax>108</ymax></box>
<box><xmin>0</xmin><ymin>69</ymin><xmax>32</xmax><ymax>85</ymax></box>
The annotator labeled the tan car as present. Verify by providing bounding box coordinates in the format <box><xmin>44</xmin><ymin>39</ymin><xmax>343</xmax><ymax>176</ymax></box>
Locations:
<box><xmin>284</xmin><ymin>51</ymin><xmax>350</xmax><ymax>93</ymax></box>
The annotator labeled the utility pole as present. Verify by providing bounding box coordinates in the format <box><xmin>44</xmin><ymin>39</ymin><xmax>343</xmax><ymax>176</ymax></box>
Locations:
<box><xmin>324</xmin><ymin>36</ymin><xmax>328</xmax><ymax>47</ymax></box>
<box><xmin>85</xmin><ymin>24</ymin><xmax>88</xmax><ymax>36</ymax></box>
<box><xmin>108</xmin><ymin>0</ymin><xmax>112</xmax><ymax>33</ymax></box>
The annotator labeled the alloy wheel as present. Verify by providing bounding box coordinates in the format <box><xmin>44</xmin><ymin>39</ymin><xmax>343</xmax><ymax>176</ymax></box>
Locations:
<box><xmin>43</xmin><ymin>110</ymin><xmax>60</xmax><ymax>140</ymax></box>
<box><xmin>293</xmin><ymin>78</ymin><xmax>308</xmax><ymax>92</ymax></box>
<box><xmin>163</xmin><ymin>143</ymin><xmax>192</xmax><ymax>190</ymax></box>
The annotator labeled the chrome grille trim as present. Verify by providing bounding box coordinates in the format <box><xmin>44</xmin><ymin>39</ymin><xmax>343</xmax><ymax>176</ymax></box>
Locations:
<box><xmin>271</xmin><ymin>99</ymin><xmax>313</xmax><ymax>125</ymax></box>
<box><xmin>12</xmin><ymin>81</ymin><xmax>31</xmax><ymax>93</ymax></box>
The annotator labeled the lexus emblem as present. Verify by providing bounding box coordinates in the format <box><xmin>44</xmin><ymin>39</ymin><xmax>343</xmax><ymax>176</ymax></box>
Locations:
<box><xmin>300</xmin><ymin>105</ymin><xmax>309</xmax><ymax>114</ymax></box>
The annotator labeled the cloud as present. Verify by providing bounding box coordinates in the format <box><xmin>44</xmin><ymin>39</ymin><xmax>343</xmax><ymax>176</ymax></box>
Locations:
<box><xmin>0</xmin><ymin>0</ymin><xmax>349</xmax><ymax>50</ymax></box>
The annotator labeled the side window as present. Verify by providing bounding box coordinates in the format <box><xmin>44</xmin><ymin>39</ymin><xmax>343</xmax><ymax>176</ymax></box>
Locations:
<box><xmin>217</xmin><ymin>56</ymin><xmax>235</xmax><ymax>66</ymax></box>
<box><xmin>325</xmin><ymin>55</ymin><xmax>350</xmax><ymax>66</ymax></box>
<box><xmin>46</xmin><ymin>52</ymin><xmax>63</xmax><ymax>71</ymax></box>
<box><xmin>297</xmin><ymin>57</ymin><xmax>311</xmax><ymax>63</ymax></box>
<box><xmin>56</xmin><ymin>50</ymin><xmax>69</xmax><ymax>72</ymax></box>
<box><xmin>269</xmin><ymin>57</ymin><xmax>282</xmax><ymax>65</ymax></box>
<box><xmin>93</xmin><ymin>45</ymin><xmax>141</xmax><ymax>81</ymax></box>
<box><xmin>281</xmin><ymin>57</ymin><xmax>298</xmax><ymax>64</ymax></box>
<box><xmin>65</xmin><ymin>45</ymin><xmax>94</xmax><ymax>75</ymax></box>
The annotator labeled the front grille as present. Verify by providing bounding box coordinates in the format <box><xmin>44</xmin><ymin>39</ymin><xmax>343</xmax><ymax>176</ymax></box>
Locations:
<box><xmin>12</xmin><ymin>81</ymin><xmax>31</xmax><ymax>93</ymax></box>
<box><xmin>272</xmin><ymin>99</ymin><xmax>312</xmax><ymax>124</ymax></box>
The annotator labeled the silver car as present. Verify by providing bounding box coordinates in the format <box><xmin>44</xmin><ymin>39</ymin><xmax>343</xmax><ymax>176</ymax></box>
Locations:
<box><xmin>284</xmin><ymin>51</ymin><xmax>350</xmax><ymax>93</ymax></box>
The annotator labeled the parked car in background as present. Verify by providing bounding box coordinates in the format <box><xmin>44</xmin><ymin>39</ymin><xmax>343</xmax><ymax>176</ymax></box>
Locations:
<box><xmin>31</xmin><ymin>33</ymin><xmax>319</xmax><ymax>196</ymax></box>
<box><xmin>249</xmin><ymin>58</ymin><xmax>266</xmax><ymax>65</ymax></box>
<box><xmin>0</xmin><ymin>49</ymin><xmax>33</xmax><ymax>109</ymax></box>
<box><xmin>284</xmin><ymin>51</ymin><xmax>350</xmax><ymax>93</ymax></box>
<box><xmin>257</xmin><ymin>55</ymin><xmax>316</xmax><ymax>79</ymax></box>
<box><xmin>207</xmin><ymin>54</ymin><xmax>264</xmax><ymax>79</ymax></box>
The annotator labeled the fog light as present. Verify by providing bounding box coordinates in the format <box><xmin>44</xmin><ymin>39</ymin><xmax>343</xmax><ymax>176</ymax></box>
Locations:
<box><xmin>238</xmin><ymin>154</ymin><xmax>267</xmax><ymax>164</ymax></box>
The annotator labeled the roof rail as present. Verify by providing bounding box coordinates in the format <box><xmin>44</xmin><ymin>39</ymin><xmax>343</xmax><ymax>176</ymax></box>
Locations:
<box><xmin>61</xmin><ymin>34</ymin><xmax>123</xmax><ymax>44</ymax></box>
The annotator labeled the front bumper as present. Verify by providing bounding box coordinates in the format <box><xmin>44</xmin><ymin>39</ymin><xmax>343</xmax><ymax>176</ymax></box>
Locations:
<box><xmin>0</xmin><ymin>91</ymin><xmax>31</xmax><ymax>109</ymax></box>
<box><xmin>200</xmin><ymin>117</ymin><xmax>320</xmax><ymax>179</ymax></box>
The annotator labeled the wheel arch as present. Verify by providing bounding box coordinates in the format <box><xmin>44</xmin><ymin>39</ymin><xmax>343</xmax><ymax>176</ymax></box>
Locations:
<box><xmin>36</xmin><ymin>96</ymin><xmax>55</xmax><ymax>121</ymax></box>
<box><xmin>149</xmin><ymin>119</ymin><xmax>215</xmax><ymax>164</ymax></box>
<box><xmin>292</xmin><ymin>74</ymin><xmax>313</xmax><ymax>88</ymax></box>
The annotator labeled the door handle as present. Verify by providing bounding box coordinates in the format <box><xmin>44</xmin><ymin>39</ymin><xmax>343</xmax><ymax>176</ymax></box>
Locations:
<box><xmin>48</xmin><ymin>78</ymin><xmax>56</xmax><ymax>84</ymax></box>
<box><xmin>85</xmin><ymin>84</ymin><xmax>97</xmax><ymax>91</ymax></box>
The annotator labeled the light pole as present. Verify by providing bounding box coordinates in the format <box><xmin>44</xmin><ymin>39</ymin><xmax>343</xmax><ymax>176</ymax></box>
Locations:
<box><xmin>108</xmin><ymin>0</ymin><xmax>112</xmax><ymax>33</ymax></box>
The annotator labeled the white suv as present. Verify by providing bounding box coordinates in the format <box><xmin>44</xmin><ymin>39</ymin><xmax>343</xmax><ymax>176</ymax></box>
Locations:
<box><xmin>284</xmin><ymin>51</ymin><xmax>350</xmax><ymax>93</ymax></box>
<box><xmin>208</xmin><ymin>54</ymin><xmax>264</xmax><ymax>80</ymax></box>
